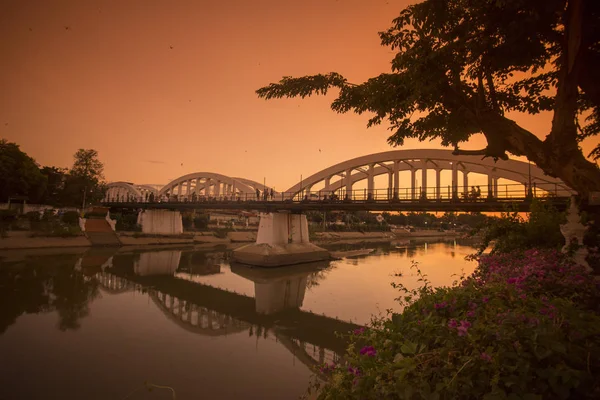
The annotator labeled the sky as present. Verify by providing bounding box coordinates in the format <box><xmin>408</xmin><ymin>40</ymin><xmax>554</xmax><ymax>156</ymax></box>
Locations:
<box><xmin>1</xmin><ymin>0</ymin><xmax>596</xmax><ymax>192</ymax></box>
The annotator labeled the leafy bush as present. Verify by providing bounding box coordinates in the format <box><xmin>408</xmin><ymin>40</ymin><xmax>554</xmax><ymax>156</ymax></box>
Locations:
<box><xmin>478</xmin><ymin>200</ymin><xmax>565</xmax><ymax>254</ymax></box>
<box><xmin>182</xmin><ymin>214</ymin><xmax>194</xmax><ymax>230</ymax></box>
<box><xmin>312</xmin><ymin>251</ymin><xmax>600</xmax><ymax>399</ymax></box>
<box><xmin>61</xmin><ymin>211</ymin><xmax>80</xmax><ymax>226</ymax></box>
<box><xmin>194</xmin><ymin>214</ymin><xmax>210</xmax><ymax>230</ymax></box>
<box><xmin>29</xmin><ymin>224</ymin><xmax>81</xmax><ymax>238</ymax></box>
<box><xmin>113</xmin><ymin>212</ymin><xmax>140</xmax><ymax>231</ymax></box>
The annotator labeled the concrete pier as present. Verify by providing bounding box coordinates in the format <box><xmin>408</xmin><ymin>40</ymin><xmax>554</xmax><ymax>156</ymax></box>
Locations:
<box><xmin>232</xmin><ymin>212</ymin><xmax>329</xmax><ymax>267</ymax></box>
<box><xmin>137</xmin><ymin>209</ymin><xmax>183</xmax><ymax>235</ymax></box>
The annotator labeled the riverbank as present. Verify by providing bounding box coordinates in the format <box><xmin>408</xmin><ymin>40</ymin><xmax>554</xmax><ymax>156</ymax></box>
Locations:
<box><xmin>0</xmin><ymin>229</ymin><xmax>461</xmax><ymax>250</ymax></box>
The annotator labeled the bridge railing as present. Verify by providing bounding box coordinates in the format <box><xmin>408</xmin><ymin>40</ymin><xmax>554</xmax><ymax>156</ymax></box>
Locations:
<box><xmin>103</xmin><ymin>182</ymin><xmax>573</xmax><ymax>204</ymax></box>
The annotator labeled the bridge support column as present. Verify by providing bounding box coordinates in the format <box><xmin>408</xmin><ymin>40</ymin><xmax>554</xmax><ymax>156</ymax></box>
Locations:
<box><xmin>232</xmin><ymin>212</ymin><xmax>329</xmax><ymax>267</ymax></box>
<box><xmin>195</xmin><ymin>178</ymin><xmax>201</xmax><ymax>196</ymax></box>
<box><xmin>410</xmin><ymin>168</ymin><xmax>416</xmax><ymax>200</ymax></box>
<box><xmin>387</xmin><ymin>171</ymin><xmax>393</xmax><ymax>200</ymax></box>
<box><xmin>421</xmin><ymin>160</ymin><xmax>428</xmax><ymax>199</ymax></box>
<box><xmin>138</xmin><ymin>209</ymin><xmax>183</xmax><ymax>235</ymax></box>
<box><xmin>186</xmin><ymin>180</ymin><xmax>192</xmax><ymax>200</ymax></box>
<box><xmin>436</xmin><ymin>169</ymin><xmax>441</xmax><ymax>200</ymax></box>
<box><xmin>452</xmin><ymin>163</ymin><xmax>458</xmax><ymax>199</ymax></box>
<box><xmin>345</xmin><ymin>168</ymin><xmax>353</xmax><ymax>199</ymax></box>
<box><xmin>463</xmin><ymin>171</ymin><xmax>469</xmax><ymax>199</ymax></box>
<box><xmin>205</xmin><ymin>178</ymin><xmax>212</xmax><ymax>197</ymax></box>
<box><xmin>324</xmin><ymin>176</ymin><xmax>331</xmax><ymax>197</ymax></box>
<box><xmin>254</xmin><ymin>276</ymin><xmax>308</xmax><ymax>314</ymax></box>
<box><xmin>214</xmin><ymin>181</ymin><xmax>221</xmax><ymax>198</ymax></box>
<box><xmin>367</xmin><ymin>163</ymin><xmax>375</xmax><ymax>199</ymax></box>
<box><xmin>393</xmin><ymin>161</ymin><xmax>400</xmax><ymax>199</ymax></box>
<box><xmin>493</xmin><ymin>177</ymin><xmax>499</xmax><ymax>198</ymax></box>
<box><xmin>487</xmin><ymin>174</ymin><xmax>493</xmax><ymax>198</ymax></box>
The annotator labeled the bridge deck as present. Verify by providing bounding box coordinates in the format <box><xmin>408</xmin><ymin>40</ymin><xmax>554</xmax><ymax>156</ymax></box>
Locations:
<box><xmin>104</xmin><ymin>197</ymin><xmax>571</xmax><ymax>212</ymax></box>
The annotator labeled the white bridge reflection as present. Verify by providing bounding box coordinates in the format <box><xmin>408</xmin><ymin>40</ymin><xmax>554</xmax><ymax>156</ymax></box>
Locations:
<box><xmin>89</xmin><ymin>248</ymin><xmax>348</xmax><ymax>373</ymax></box>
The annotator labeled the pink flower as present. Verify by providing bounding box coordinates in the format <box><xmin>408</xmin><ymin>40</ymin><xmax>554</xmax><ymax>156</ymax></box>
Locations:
<box><xmin>480</xmin><ymin>352</ymin><xmax>492</xmax><ymax>362</ymax></box>
<box><xmin>359</xmin><ymin>346</ymin><xmax>377</xmax><ymax>357</ymax></box>
<box><xmin>353</xmin><ymin>327</ymin><xmax>366</xmax><ymax>335</ymax></box>
<box><xmin>448</xmin><ymin>319</ymin><xmax>458</xmax><ymax>329</ymax></box>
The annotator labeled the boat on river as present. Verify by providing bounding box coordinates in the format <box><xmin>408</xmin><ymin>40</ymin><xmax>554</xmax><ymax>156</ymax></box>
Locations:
<box><xmin>329</xmin><ymin>249</ymin><xmax>375</xmax><ymax>259</ymax></box>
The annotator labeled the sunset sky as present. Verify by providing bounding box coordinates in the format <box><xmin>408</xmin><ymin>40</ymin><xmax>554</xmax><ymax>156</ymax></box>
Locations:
<box><xmin>1</xmin><ymin>0</ymin><xmax>596</xmax><ymax>191</ymax></box>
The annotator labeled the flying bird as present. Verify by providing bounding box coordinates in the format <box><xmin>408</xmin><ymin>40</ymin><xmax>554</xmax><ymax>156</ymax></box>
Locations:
<box><xmin>64</xmin><ymin>26</ymin><xmax>71</xmax><ymax>30</ymax></box>
<box><xmin>319</xmin><ymin>149</ymin><xmax>321</xmax><ymax>153</ymax></box>
<box><xmin>169</xmin><ymin>45</ymin><xmax>174</xmax><ymax>49</ymax></box>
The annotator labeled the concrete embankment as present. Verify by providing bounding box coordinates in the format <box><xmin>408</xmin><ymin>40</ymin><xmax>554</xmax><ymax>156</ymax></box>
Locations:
<box><xmin>313</xmin><ymin>231</ymin><xmax>396</xmax><ymax>245</ymax></box>
<box><xmin>393</xmin><ymin>229</ymin><xmax>460</xmax><ymax>238</ymax></box>
<box><xmin>0</xmin><ymin>229</ymin><xmax>458</xmax><ymax>250</ymax></box>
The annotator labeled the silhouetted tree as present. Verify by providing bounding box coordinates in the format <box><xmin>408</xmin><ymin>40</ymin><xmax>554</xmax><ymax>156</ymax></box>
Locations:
<box><xmin>0</xmin><ymin>139</ymin><xmax>46</xmax><ymax>202</ymax></box>
<box><xmin>257</xmin><ymin>0</ymin><xmax>600</xmax><ymax>197</ymax></box>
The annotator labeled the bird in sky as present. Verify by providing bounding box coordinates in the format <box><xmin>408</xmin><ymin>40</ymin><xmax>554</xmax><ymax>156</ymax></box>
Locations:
<box><xmin>64</xmin><ymin>26</ymin><xmax>71</xmax><ymax>30</ymax></box>
<box><xmin>319</xmin><ymin>149</ymin><xmax>321</xmax><ymax>153</ymax></box>
<box><xmin>169</xmin><ymin>45</ymin><xmax>174</xmax><ymax>49</ymax></box>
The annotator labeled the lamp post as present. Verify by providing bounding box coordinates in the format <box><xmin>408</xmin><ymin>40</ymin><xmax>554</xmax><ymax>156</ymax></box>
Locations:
<box><xmin>82</xmin><ymin>186</ymin><xmax>87</xmax><ymax>211</ymax></box>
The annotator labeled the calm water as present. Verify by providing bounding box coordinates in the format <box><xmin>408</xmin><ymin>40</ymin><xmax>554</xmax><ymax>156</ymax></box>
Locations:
<box><xmin>0</xmin><ymin>239</ymin><xmax>476</xmax><ymax>400</ymax></box>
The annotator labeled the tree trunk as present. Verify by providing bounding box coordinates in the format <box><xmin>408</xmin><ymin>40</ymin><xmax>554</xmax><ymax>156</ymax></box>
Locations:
<box><xmin>476</xmin><ymin>112</ymin><xmax>600</xmax><ymax>198</ymax></box>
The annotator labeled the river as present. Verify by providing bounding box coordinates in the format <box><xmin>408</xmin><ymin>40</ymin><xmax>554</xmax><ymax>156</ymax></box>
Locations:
<box><xmin>0</xmin><ymin>239</ymin><xmax>476</xmax><ymax>400</ymax></box>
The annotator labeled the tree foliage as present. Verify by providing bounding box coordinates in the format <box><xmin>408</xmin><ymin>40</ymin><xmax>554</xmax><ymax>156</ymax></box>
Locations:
<box><xmin>257</xmin><ymin>0</ymin><xmax>600</xmax><ymax>196</ymax></box>
<box><xmin>0</xmin><ymin>139</ymin><xmax>46</xmax><ymax>202</ymax></box>
<box><xmin>60</xmin><ymin>149</ymin><xmax>106</xmax><ymax>207</ymax></box>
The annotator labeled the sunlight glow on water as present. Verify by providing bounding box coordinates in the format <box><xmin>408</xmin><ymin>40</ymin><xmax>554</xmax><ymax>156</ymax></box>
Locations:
<box><xmin>0</xmin><ymin>239</ymin><xmax>476</xmax><ymax>399</ymax></box>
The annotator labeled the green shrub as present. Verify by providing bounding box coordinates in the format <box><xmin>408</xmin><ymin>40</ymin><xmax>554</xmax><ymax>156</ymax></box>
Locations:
<box><xmin>61</xmin><ymin>211</ymin><xmax>80</xmax><ymax>226</ymax></box>
<box><xmin>313</xmin><ymin>251</ymin><xmax>600</xmax><ymax>399</ymax></box>
<box><xmin>478</xmin><ymin>200</ymin><xmax>565</xmax><ymax>255</ymax></box>
<box><xmin>182</xmin><ymin>214</ymin><xmax>194</xmax><ymax>230</ymax></box>
<box><xmin>213</xmin><ymin>228</ymin><xmax>230</xmax><ymax>239</ymax></box>
<box><xmin>113</xmin><ymin>212</ymin><xmax>140</xmax><ymax>231</ymax></box>
<box><xmin>194</xmin><ymin>214</ymin><xmax>210</xmax><ymax>230</ymax></box>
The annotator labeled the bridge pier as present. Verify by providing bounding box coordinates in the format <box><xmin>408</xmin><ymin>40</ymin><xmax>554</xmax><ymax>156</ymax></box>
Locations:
<box><xmin>232</xmin><ymin>212</ymin><xmax>329</xmax><ymax>267</ymax></box>
<box><xmin>138</xmin><ymin>209</ymin><xmax>183</xmax><ymax>235</ymax></box>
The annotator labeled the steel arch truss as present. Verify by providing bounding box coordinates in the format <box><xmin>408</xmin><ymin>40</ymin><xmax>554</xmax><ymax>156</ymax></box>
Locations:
<box><xmin>284</xmin><ymin>149</ymin><xmax>573</xmax><ymax>200</ymax></box>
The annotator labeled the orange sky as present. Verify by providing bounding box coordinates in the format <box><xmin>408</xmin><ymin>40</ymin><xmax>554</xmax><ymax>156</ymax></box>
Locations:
<box><xmin>1</xmin><ymin>0</ymin><xmax>596</xmax><ymax>191</ymax></box>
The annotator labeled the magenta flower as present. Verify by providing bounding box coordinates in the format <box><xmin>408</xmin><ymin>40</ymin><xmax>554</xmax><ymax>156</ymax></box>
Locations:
<box><xmin>348</xmin><ymin>366</ymin><xmax>361</xmax><ymax>376</ymax></box>
<box><xmin>448</xmin><ymin>319</ymin><xmax>458</xmax><ymax>328</ymax></box>
<box><xmin>434</xmin><ymin>301</ymin><xmax>448</xmax><ymax>310</ymax></box>
<box><xmin>359</xmin><ymin>346</ymin><xmax>377</xmax><ymax>357</ymax></box>
<box><xmin>467</xmin><ymin>310</ymin><xmax>476</xmax><ymax>318</ymax></box>
<box><xmin>482</xmin><ymin>296</ymin><xmax>489</xmax><ymax>303</ymax></box>
<box><xmin>480</xmin><ymin>352</ymin><xmax>492</xmax><ymax>362</ymax></box>
<box><xmin>457</xmin><ymin>320</ymin><xmax>471</xmax><ymax>336</ymax></box>
<box><xmin>353</xmin><ymin>327</ymin><xmax>366</xmax><ymax>335</ymax></box>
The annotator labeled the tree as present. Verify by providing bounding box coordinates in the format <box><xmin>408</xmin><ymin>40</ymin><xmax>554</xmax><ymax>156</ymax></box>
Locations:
<box><xmin>39</xmin><ymin>166</ymin><xmax>67</xmax><ymax>204</ymax></box>
<box><xmin>61</xmin><ymin>149</ymin><xmax>106</xmax><ymax>208</ymax></box>
<box><xmin>0</xmin><ymin>139</ymin><xmax>46</xmax><ymax>202</ymax></box>
<box><xmin>257</xmin><ymin>0</ymin><xmax>600</xmax><ymax>197</ymax></box>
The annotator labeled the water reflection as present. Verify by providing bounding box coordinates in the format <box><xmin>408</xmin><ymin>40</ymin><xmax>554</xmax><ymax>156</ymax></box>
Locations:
<box><xmin>0</xmin><ymin>253</ymin><xmax>99</xmax><ymax>333</ymax></box>
<box><xmin>0</xmin><ymin>239</ymin><xmax>476</xmax><ymax>399</ymax></box>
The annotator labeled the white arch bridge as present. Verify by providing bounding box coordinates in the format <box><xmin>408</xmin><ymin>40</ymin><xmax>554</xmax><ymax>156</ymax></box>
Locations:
<box><xmin>103</xmin><ymin>149</ymin><xmax>573</xmax><ymax>212</ymax></box>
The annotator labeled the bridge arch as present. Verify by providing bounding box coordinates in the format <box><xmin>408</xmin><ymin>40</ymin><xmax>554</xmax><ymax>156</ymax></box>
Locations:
<box><xmin>104</xmin><ymin>181</ymin><xmax>143</xmax><ymax>202</ymax></box>
<box><xmin>232</xmin><ymin>177</ymin><xmax>278</xmax><ymax>194</ymax></box>
<box><xmin>149</xmin><ymin>290</ymin><xmax>250</xmax><ymax>337</ymax></box>
<box><xmin>158</xmin><ymin>172</ymin><xmax>256</xmax><ymax>200</ymax></box>
<box><xmin>284</xmin><ymin>149</ymin><xmax>573</xmax><ymax>200</ymax></box>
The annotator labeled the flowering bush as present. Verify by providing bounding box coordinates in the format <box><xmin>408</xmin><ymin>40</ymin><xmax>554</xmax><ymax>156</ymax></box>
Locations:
<box><xmin>310</xmin><ymin>251</ymin><xmax>600</xmax><ymax>399</ymax></box>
